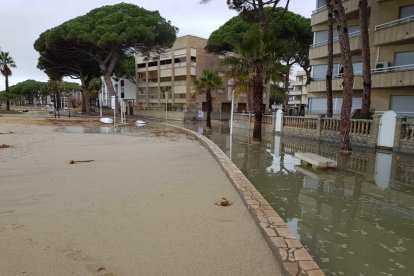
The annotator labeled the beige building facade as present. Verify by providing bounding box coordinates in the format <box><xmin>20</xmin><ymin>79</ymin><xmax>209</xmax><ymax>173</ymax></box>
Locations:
<box><xmin>308</xmin><ymin>0</ymin><xmax>414</xmax><ymax>115</ymax></box>
<box><xmin>135</xmin><ymin>35</ymin><xmax>261</xmax><ymax>115</ymax></box>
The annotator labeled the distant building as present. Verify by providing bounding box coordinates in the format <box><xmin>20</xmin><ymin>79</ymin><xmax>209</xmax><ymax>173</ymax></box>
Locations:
<box><xmin>308</xmin><ymin>0</ymin><xmax>414</xmax><ymax>115</ymax></box>
<box><xmin>134</xmin><ymin>35</ymin><xmax>268</xmax><ymax>117</ymax></box>
<box><xmin>101</xmin><ymin>78</ymin><xmax>136</xmax><ymax>114</ymax></box>
<box><xmin>288</xmin><ymin>70</ymin><xmax>308</xmax><ymax>115</ymax></box>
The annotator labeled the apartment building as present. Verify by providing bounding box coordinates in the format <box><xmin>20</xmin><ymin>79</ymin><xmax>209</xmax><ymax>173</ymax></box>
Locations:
<box><xmin>134</xmin><ymin>35</ymin><xmax>267</xmax><ymax>115</ymax></box>
<box><xmin>308</xmin><ymin>0</ymin><xmax>414</xmax><ymax>115</ymax></box>
<box><xmin>288</xmin><ymin>70</ymin><xmax>308</xmax><ymax>114</ymax></box>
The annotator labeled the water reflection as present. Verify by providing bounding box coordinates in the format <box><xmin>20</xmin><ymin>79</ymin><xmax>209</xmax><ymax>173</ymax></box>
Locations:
<box><xmin>184</xmin><ymin>122</ymin><xmax>414</xmax><ymax>276</ymax></box>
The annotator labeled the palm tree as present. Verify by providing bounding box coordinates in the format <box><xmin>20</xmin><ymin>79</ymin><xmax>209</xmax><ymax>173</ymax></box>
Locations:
<box><xmin>192</xmin><ymin>70</ymin><xmax>223</xmax><ymax>128</ymax></box>
<box><xmin>0</xmin><ymin>51</ymin><xmax>17</xmax><ymax>111</ymax></box>
<box><xmin>221</xmin><ymin>27</ymin><xmax>286</xmax><ymax>142</ymax></box>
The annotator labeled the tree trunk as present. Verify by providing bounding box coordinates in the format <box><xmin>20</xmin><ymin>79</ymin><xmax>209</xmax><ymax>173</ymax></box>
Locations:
<box><xmin>326</xmin><ymin>2</ymin><xmax>334</xmax><ymax>118</ymax></box>
<box><xmin>102</xmin><ymin>72</ymin><xmax>120</xmax><ymax>116</ymax></box>
<box><xmin>332</xmin><ymin>0</ymin><xmax>354</xmax><ymax>152</ymax></box>
<box><xmin>206</xmin><ymin>88</ymin><xmax>212</xmax><ymax>128</ymax></box>
<box><xmin>359</xmin><ymin>0</ymin><xmax>372</xmax><ymax>118</ymax></box>
<box><xmin>252</xmin><ymin>72</ymin><xmax>264</xmax><ymax>142</ymax></box>
<box><xmin>5</xmin><ymin>74</ymin><xmax>10</xmax><ymax>111</ymax></box>
<box><xmin>99</xmin><ymin>53</ymin><xmax>120</xmax><ymax>117</ymax></box>
<box><xmin>283</xmin><ymin>69</ymin><xmax>290</xmax><ymax>113</ymax></box>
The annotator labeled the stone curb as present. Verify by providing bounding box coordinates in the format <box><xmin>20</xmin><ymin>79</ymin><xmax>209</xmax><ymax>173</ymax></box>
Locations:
<box><xmin>164</xmin><ymin>124</ymin><xmax>325</xmax><ymax>276</ymax></box>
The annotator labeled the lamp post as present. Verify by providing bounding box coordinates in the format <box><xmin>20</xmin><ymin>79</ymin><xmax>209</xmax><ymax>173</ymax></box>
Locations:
<box><xmin>165</xmin><ymin>91</ymin><xmax>168</xmax><ymax>122</ymax></box>
<box><xmin>230</xmin><ymin>90</ymin><xmax>235</xmax><ymax>135</ymax></box>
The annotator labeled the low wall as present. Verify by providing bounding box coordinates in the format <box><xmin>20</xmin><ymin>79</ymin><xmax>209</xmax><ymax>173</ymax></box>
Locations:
<box><xmin>283</xmin><ymin>116</ymin><xmax>378</xmax><ymax>148</ymax></box>
<box><xmin>233</xmin><ymin>113</ymin><xmax>275</xmax><ymax>134</ymax></box>
<box><xmin>397</xmin><ymin>121</ymin><xmax>414</xmax><ymax>154</ymax></box>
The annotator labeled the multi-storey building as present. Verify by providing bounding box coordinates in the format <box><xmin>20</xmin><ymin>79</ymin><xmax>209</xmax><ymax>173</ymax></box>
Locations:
<box><xmin>308</xmin><ymin>0</ymin><xmax>414</xmax><ymax>115</ymax></box>
<box><xmin>288</xmin><ymin>70</ymin><xmax>308</xmax><ymax>114</ymax></box>
<box><xmin>134</xmin><ymin>35</ymin><xmax>268</xmax><ymax>115</ymax></box>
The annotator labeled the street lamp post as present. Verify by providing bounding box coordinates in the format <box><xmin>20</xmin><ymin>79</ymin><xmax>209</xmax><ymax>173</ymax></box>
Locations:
<box><xmin>230</xmin><ymin>90</ymin><xmax>235</xmax><ymax>135</ymax></box>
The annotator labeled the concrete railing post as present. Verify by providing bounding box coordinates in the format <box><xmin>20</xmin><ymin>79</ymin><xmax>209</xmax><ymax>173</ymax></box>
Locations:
<box><xmin>316</xmin><ymin>115</ymin><xmax>322</xmax><ymax>139</ymax></box>
<box><xmin>393</xmin><ymin>117</ymin><xmax>405</xmax><ymax>151</ymax></box>
<box><xmin>370</xmin><ymin>115</ymin><xmax>381</xmax><ymax>147</ymax></box>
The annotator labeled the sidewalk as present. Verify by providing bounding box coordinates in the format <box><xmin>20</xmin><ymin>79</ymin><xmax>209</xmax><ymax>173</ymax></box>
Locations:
<box><xmin>0</xmin><ymin>120</ymin><xmax>281</xmax><ymax>275</ymax></box>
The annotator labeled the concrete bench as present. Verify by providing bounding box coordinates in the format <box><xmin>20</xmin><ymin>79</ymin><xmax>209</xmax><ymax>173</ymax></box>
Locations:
<box><xmin>294</xmin><ymin>152</ymin><xmax>337</xmax><ymax>169</ymax></box>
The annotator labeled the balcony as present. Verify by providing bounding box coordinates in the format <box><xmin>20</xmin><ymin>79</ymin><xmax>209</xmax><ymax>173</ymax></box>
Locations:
<box><xmin>374</xmin><ymin>16</ymin><xmax>414</xmax><ymax>45</ymax></box>
<box><xmin>288</xmin><ymin>90</ymin><xmax>303</xmax><ymax>96</ymax></box>
<box><xmin>307</xmin><ymin>75</ymin><xmax>363</xmax><ymax>93</ymax></box>
<box><xmin>288</xmin><ymin>100</ymin><xmax>302</xmax><ymax>105</ymax></box>
<box><xmin>311</xmin><ymin>0</ymin><xmax>359</xmax><ymax>26</ymax></box>
<box><xmin>372</xmin><ymin>64</ymin><xmax>414</xmax><ymax>88</ymax></box>
<box><xmin>309</xmin><ymin>31</ymin><xmax>360</xmax><ymax>60</ymax></box>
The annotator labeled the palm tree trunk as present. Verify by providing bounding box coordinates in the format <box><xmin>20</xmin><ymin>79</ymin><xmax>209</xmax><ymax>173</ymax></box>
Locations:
<box><xmin>359</xmin><ymin>0</ymin><xmax>371</xmax><ymax>118</ymax></box>
<box><xmin>284</xmin><ymin>71</ymin><xmax>290</xmax><ymax>113</ymax></box>
<box><xmin>206</xmin><ymin>88</ymin><xmax>212</xmax><ymax>128</ymax></box>
<box><xmin>5</xmin><ymin>74</ymin><xmax>10</xmax><ymax>111</ymax></box>
<box><xmin>326</xmin><ymin>2</ymin><xmax>334</xmax><ymax>118</ymax></box>
<box><xmin>252</xmin><ymin>72</ymin><xmax>264</xmax><ymax>142</ymax></box>
<box><xmin>332</xmin><ymin>0</ymin><xmax>354</xmax><ymax>152</ymax></box>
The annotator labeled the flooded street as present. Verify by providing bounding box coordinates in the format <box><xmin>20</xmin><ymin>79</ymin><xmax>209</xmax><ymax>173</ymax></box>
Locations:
<box><xmin>182</xmin><ymin>121</ymin><xmax>414</xmax><ymax>276</ymax></box>
<box><xmin>61</xmin><ymin>120</ymin><xmax>414</xmax><ymax>275</ymax></box>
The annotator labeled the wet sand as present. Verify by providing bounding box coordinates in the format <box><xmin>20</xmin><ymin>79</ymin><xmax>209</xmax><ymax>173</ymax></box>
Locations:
<box><xmin>0</xmin><ymin>117</ymin><xmax>281</xmax><ymax>275</ymax></box>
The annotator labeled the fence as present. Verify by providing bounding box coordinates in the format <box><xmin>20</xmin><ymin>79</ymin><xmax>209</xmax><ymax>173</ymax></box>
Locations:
<box><xmin>232</xmin><ymin>112</ymin><xmax>414</xmax><ymax>154</ymax></box>
<box><xmin>282</xmin><ymin>116</ymin><xmax>378</xmax><ymax>148</ymax></box>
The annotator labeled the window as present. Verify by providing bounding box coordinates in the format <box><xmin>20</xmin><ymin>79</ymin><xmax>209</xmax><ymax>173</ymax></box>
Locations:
<box><xmin>120</xmin><ymin>80</ymin><xmax>124</xmax><ymax>86</ymax></box>
<box><xmin>311</xmin><ymin>65</ymin><xmax>328</xmax><ymax>80</ymax></box>
<box><xmin>160</xmin><ymin>76</ymin><xmax>172</xmax><ymax>82</ymax></box>
<box><xmin>191</xmin><ymin>56</ymin><xmax>196</xmax><ymax>62</ymax></box>
<box><xmin>317</xmin><ymin>0</ymin><xmax>326</xmax><ymax>9</ymax></box>
<box><xmin>314</xmin><ymin>30</ymin><xmax>328</xmax><ymax>44</ymax></box>
<box><xmin>174</xmin><ymin>57</ymin><xmax>186</xmax><ymax>63</ymax></box>
<box><xmin>148</xmin><ymin>61</ymin><xmax>157</xmax><ymax>67</ymax></box>
<box><xmin>400</xmin><ymin>5</ymin><xmax>414</xmax><ymax>19</ymax></box>
<box><xmin>352</xmin><ymin>62</ymin><xmax>363</xmax><ymax>75</ymax></box>
<box><xmin>137</xmin><ymin>63</ymin><xmax>146</xmax><ymax>68</ymax></box>
<box><xmin>160</xmin><ymin>59</ymin><xmax>172</xmax><ymax>65</ymax></box>
<box><xmin>394</xmin><ymin>51</ymin><xmax>414</xmax><ymax>66</ymax></box>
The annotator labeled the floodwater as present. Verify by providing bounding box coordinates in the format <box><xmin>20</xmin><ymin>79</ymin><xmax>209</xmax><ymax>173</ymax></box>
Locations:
<box><xmin>60</xmin><ymin>120</ymin><xmax>414</xmax><ymax>276</ymax></box>
<box><xmin>182</xmin><ymin>121</ymin><xmax>414</xmax><ymax>276</ymax></box>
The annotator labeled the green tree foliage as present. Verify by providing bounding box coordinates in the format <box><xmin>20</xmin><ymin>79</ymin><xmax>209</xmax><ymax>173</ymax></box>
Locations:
<box><xmin>34</xmin><ymin>3</ymin><xmax>177</xmax><ymax>116</ymax></box>
<box><xmin>113</xmin><ymin>56</ymin><xmax>136</xmax><ymax>84</ymax></box>
<box><xmin>192</xmin><ymin>70</ymin><xmax>223</xmax><ymax>128</ymax></box>
<box><xmin>207</xmin><ymin>8</ymin><xmax>312</xmax><ymax>83</ymax></box>
<box><xmin>0</xmin><ymin>51</ymin><xmax>17</xmax><ymax>110</ymax></box>
<box><xmin>206</xmin><ymin>16</ymin><xmax>250</xmax><ymax>54</ymax></box>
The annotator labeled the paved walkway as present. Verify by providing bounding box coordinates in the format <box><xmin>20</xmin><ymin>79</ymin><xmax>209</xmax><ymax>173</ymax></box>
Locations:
<box><xmin>0</xmin><ymin>121</ymin><xmax>281</xmax><ymax>275</ymax></box>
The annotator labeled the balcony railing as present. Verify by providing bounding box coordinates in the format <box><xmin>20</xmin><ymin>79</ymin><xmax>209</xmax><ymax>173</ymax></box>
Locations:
<box><xmin>371</xmin><ymin>64</ymin><xmax>414</xmax><ymax>74</ymax></box>
<box><xmin>322</xmin><ymin>118</ymin><xmax>372</xmax><ymax>136</ymax></box>
<box><xmin>375</xmin><ymin>15</ymin><xmax>414</xmax><ymax>31</ymax></box>
<box><xmin>312</xmin><ymin>5</ymin><xmax>327</xmax><ymax>15</ymax></box>
<box><xmin>310</xmin><ymin>30</ymin><xmax>360</xmax><ymax>48</ymax></box>
<box><xmin>312</xmin><ymin>0</ymin><xmax>350</xmax><ymax>15</ymax></box>
<box><xmin>284</xmin><ymin>117</ymin><xmax>318</xmax><ymax>130</ymax></box>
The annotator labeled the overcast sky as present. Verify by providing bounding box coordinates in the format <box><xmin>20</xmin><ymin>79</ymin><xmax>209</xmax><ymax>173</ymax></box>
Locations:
<box><xmin>0</xmin><ymin>0</ymin><xmax>315</xmax><ymax>90</ymax></box>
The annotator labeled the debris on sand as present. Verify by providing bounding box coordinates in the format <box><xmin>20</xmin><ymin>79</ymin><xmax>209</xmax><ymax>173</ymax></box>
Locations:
<box><xmin>0</xmin><ymin>144</ymin><xmax>10</xmax><ymax>149</ymax></box>
<box><xmin>0</xmin><ymin>131</ymin><xmax>14</xmax><ymax>134</ymax></box>
<box><xmin>215</xmin><ymin>197</ymin><xmax>233</xmax><ymax>207</ymax></box>
<box><xmin>69</xmin><ymin>160</ymin><xmax>95</xmax><ymax>164</ymax></box>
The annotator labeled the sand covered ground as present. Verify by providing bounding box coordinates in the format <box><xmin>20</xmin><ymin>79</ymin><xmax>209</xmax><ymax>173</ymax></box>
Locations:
<box><xmin>0</xmin><ymin>116</ymin><xmax>281</xmax><ymax>275</ymax></box>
